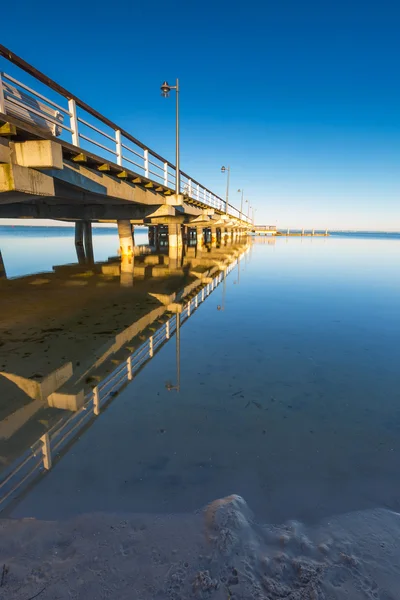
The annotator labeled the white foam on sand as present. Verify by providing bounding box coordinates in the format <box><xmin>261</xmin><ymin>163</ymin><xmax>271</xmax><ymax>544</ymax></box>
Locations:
<box><xmin>1</xmin><ymin>495</ymin><xmax>400</xmax><ymax>599</ymax></box>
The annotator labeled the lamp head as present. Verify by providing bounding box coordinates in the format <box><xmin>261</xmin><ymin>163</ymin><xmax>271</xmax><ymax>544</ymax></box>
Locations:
<box><xmin>161</xmin><ymin>81</ymin><xmax>171</xmax><ymax>97</ymax></box>
<box><xmin>221</xmin><ymin>166</ymin><xmax>226</xmax><ymax>173</ymax></box>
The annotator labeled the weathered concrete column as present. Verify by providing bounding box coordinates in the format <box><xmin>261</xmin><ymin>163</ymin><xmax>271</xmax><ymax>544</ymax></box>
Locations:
<box><xmin>0</xmin><ymin>250</ymin><xmax>7</xmax><ymax>279</ymax></box>
<box><xmin>118</xmin><ymin>220</ymin><xmax>134</xmax><ymax>286</ymax></box>
<box><xmin>118</xmin><ymin>220</ymin><xmax>134</xmax><ymax>256</ymax></box>
<box><xmin>74</xmin><ymin>221</ymin><xmax>86</xmax><ymax>265</ymax></box>
<box><xmin>210</xmin><ymin>227</ymin><xmax>217</xmax><ymax>248</ymax></box>
<box><xmin>196</xmin><ymin>226</ymin><xmax>204</xmax><ymax>252</ymax></box>
<box><xmin>83</xmin><ymin>221</ymin><xmax>94</xmax><ymax>264</ymax></box>
<box><xmin>168</xmin><ymin>223</ymin><xmax>183</xmax><ymax>251</ymax></box>
<box><xmin>168</xmin><ymin>223</ymin><xmax>183</xmax><ymax>268</ymax></box>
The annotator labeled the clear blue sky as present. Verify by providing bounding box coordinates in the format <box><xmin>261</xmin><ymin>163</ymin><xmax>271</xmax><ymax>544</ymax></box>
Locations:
<box><xmin>1</xmin><ymin>0</ymin><xmax>400</xmax><ymax>230</ymax></box>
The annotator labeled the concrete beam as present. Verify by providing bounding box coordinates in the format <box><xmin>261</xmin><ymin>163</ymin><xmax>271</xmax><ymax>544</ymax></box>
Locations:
<box><xmin>0</xmin><ymin>163</ymin><xmax>55</xmax><ymax>200</ymax></box>
<box><xmin>48</xmin><ymin>162</ymin><xmax>166</xmax><ymax>206</ymax></box>
<box><xmin>0</xmin><ymin>201</ymin><xmax>169</xmax><ymax>221</ymax></box>
<box><xmin>14</xmin><ymin>140</ymin><xmax>63</xmax><ymax>170</ymax></box>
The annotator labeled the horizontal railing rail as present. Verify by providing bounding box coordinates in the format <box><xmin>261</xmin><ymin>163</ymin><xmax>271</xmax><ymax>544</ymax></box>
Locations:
<box><xmin>0</xmin><ymin>45</ymin><xmax>251</xmax><ymax>224</ymax></box>
<box><xmin>0</xmin><ymin>251</ymin><xmax>247</xmax><ymax>512</ymax></box>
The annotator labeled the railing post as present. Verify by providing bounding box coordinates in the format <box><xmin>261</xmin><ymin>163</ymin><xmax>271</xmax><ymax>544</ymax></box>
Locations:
<box><xmin>127</xmin><ymin>356</ymin><xmax>133</xmax><ymax>381</ymax></box>
<box><xmin>0</xmin><ymin>73</ymin><xmax>5</xmax><ymax>114</ymax></box>
<box><xmin>41</xmin><ymin>433</ymin><xmax>52</xmax><ymax>470</ymax></box>
<box><xmin>144</xmin><ymin>149</ymin><xmax>149</xmax><ymax>178</ymax></box>
<box><xmin>195</xmin><ymin>295</ymin><xmax>198</xmax><ymax>308</ymax></box>
<box><xmin>188</xmin><ymin>301</ymin><xmax>191</xmax><ymax>316</ymax></box>
<box><xmin>197</xmin><ymin>184</ymin><xmax>200</xmax><ymax>200</ymax></box>
<box><xmin>149</xmin><ymin>336</ymin><xmax>154</xmax><ymax>357</ymax></box>
<box><xmin>93</xmin><ymin>386</ymin><xmax>100</xmax><ymax>415</ymax></box>
<box><xmin>164</xmin><ymin>162</ymin><xmax>168</xmax><ymax>186</ymax></box>
<box><xmin>68</xmin><ymin>98</ymin><xmax>79</xmax><ymax>147</ymax></box>
<box><xmin>188</xmin><ymin>179</ymin><xmax>192</xmax><ymax>197</ymax></box>
<box><xmin>166</xmin><ymin>320</ymin><xmax>170</xmax><ymax>339</ymax></box>
<box><xmin>202</xmin><ymin>288</ymin><xmax>205</xmax><ymax>301</ymax></box>
<box><xmin>116</xmin><ymin>129</ymin><xmax>122</xmax><ymax>166</ymax></box>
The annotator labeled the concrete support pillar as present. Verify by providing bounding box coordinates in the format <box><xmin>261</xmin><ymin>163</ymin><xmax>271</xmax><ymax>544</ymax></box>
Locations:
<box><xmin>196</xmin><ymin>227</ymin><xmax>204</xmax><ymax>252</ymax></box>
<box><xmin>118</xmin><ymin>220</ymin><xmax>134</xmax><ymax>256</ymax></box>
<box><xmin>74</xmin><ymin>221</ymin><xmax>86</xmax><ymax>265</ymax></box>
<box><xmin>118</xmin><ymin>220</ymin><xmax>134</xmax><ymax>286</ymax></box>
<box><xmin>83</xmin><ymin>221</ymin><xmax>94</xmax><ymax>264</ymax></box>
<box><xmin>148</xmin><ymin>225</ymin><xmax>155</xmax><ymax>247</ymax></box>
<box><xmin>0</xmin><ymin>250</ymin><xmax>6</xmax><ymax>279</ymax></box>
<box><xmin>168</xmin><ymin>223</ymin><xmax>183</xmax><ymax>268</ymax></box>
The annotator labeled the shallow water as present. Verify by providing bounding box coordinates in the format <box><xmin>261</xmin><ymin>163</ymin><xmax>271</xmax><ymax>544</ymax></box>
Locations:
<box><xmin>4</xmin><ymin>232</ymin><xmax>400</xmax><ymax>526</ymax></box>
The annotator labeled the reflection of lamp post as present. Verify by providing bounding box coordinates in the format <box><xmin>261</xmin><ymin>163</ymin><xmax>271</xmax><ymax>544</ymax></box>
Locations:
<box><xmin>165</xmin><ymin>313</ymin><xmax>181</xmax><ymax>392</ymax></box>
<box><xmin>161</xmin><ymin>79</ymin><xmax>180</xmax><ymax>196</ymax></box>
<box><xmin>237</xmin><ymin>189</ymin><xmax>244</xmax><ymax>220</ymax></box>
<box><xmin>221</xmin><ymin>166</ymin><xmax>230</xmax><ymax>214</ymax></box>
<box><xmin>217</xmin><ymin>270</ymin><xmax>227</xmax><ymax>311</ymax></box>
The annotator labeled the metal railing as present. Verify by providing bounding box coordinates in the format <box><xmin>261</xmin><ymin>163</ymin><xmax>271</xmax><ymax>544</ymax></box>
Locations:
<box><xmin>0</xmin><ymin>255</ymin><xmax>243</xmax><ymax>512</ymax></box>
<box><xmin>0</xmin><ymin>45</ymin><xmax>251</xmax><ymax>224</ymax></box>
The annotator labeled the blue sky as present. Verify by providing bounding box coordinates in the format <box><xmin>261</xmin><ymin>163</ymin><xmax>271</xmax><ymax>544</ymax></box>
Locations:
<box><xmin>1</xmin><ymin>0</ymin><xmax>400</xmax><ymax>229</ymax></box>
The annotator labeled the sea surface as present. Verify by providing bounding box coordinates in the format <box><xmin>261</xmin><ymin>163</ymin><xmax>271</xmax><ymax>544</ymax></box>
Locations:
<box><xmin>0</xmin><ymin>226</ymin><xmax>399</xmax><ymax>521</ymax></box>
<box><xmin>2</xmin><ymin>226</ymin><xmax>400</xmax><ymax>597</ymax></box>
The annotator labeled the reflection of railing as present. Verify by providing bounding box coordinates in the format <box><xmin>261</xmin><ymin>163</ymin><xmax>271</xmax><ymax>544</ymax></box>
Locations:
<box><xmin>0</xmin><ymin>45</ymin><xmax>250</xmax><ymax>224</ymax></box>
<box><xmin>0</xmin><ymin>258</ymin><xmax>240</xmax><ymax>512</ymax></box>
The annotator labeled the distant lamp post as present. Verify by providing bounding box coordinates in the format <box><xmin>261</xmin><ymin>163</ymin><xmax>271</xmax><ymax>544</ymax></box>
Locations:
<box><xmin>237</xmin><ymin>189</ymin><xmax>244</xmax><ymax>220</ymax></box>
<box><xmin>160</xmin><ymin>79</ymin><xmax>180</xmax><ymax>196</ymax></box>
<box><xmin>252</xmin><ymin>207</ymin><xmax>257</xmax><ymax>225</ymax></box>
<box><xmin>245</xmin><ymin>199</ymin><xmax>249</xmax><ymax>220</ymax></box>
<box><xmin>221</xmin><ymin>165</ymin><xmax>230</xmax><ymax>214</ymax></box>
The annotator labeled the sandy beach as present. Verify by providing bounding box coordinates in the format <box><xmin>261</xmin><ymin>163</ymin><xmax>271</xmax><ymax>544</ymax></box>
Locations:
<box><xmin>1</xmin><ymin>495</ymin><xmax>399</xmax><ymax>599</ymax></box>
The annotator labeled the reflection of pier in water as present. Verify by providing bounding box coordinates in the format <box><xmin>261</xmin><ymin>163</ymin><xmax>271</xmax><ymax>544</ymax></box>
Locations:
<box><xmin>0</xmin><ymin>241</ymin><xmax>250</xmax><ymax>511</ymax></box>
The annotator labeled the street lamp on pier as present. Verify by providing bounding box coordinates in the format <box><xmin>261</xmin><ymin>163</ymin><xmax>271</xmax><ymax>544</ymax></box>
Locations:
<box><xmin>160</xmin><ymin>79</ymin><xmax>180</xmax><ymax>196</ymax></box>
<box><xmin>237</xmin><ymin>189</ymin><xmax>244</xmax><ymax>220</ymax></box>
<box><xmin>221</xmin><ymin>165</ymin><xmax>230</xmax><ymax>214</ymax></box>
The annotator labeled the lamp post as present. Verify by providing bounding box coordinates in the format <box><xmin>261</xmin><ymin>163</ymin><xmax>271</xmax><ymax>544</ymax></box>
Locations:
<box><xmin>237</xmin><ymin>189</ymin><xmax>244</xmax><ymax>220</ymax></box>
<box><xmin>245</xmin><ymin>199</ymin><xmax>249</xmax><ymax>221</ymax></box>
<box><xmin>221</xmin><ymin>165</ymin><xmax>230</xmax><ymax>214</ymax></box>
<box><xmin>161</xmin><ymin>79</ymin><xmax>180</xmax><ymax>196</ymax></box>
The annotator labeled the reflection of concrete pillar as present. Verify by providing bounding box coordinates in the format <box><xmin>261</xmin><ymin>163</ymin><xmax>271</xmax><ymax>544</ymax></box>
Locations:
<box><xmin>118</xmin><ymin>220</ymin><xmax>134</xmax><ymax>256</ymax></box>
<box><xmin>75</xmin><ymin>221</ymin><xmax>86</xmax><ymax>265</ymax></box>
<box><xmin>0</xmin><ymin>250</ymin><xmax>6</xmax><ymax>279</ymax></box>
<box><xmin>120</xmin><ymin>254</ymin><xmax>134</xmax><ymax>287</ymax></box>
<box><xmin>210</xmin><ymin>227</ymin><xmax>217</xmax><ymax>248</ymax></box>
<box><xmin>196</xmin><ymin>227</ymin><xmax>204</xmax><ymax>252</ymax></box>
<box><xmin>83</xmin><ymin>221</ymin><xmax>94</xmax><ymax>264</ymax></box>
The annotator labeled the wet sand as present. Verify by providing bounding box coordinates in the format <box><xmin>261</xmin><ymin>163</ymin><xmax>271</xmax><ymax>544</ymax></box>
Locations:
<box><xmin>1</xmin><ymin>496</ymin><xmax>399</xmax><ymax>599</ymax></box>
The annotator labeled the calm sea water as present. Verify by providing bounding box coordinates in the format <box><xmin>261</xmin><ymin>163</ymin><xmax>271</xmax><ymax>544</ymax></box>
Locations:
<box><xmin>2</xmin><ymin>227</ymin><xmax>400</xmax><ymax>526</ymax></box>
